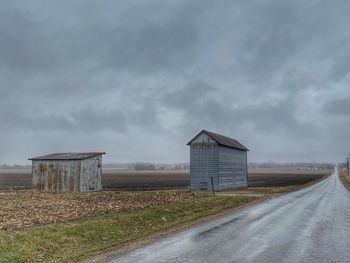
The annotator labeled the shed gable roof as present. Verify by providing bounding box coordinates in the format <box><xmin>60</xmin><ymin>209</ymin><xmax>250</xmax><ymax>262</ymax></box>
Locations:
<box><xmin>29</xmin><ymin>152</ymin><xmax>105</xmax><ymax>161</ymax></box>
<box><xmin>187</xmin><ymin>130</ymin><xmax>249</xmax><ymax>151</ymax></box>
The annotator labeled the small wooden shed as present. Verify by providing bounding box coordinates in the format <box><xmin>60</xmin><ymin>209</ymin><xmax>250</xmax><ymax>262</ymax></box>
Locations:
<box><xmin>29</xmin><ymin>152</ymin><xmax>105</xmax><ymax>192</ymax></box>
<box><xmin>187</xmin><ymin>130</ymin><xmax>249</xmax><ymax>191</ymax></box>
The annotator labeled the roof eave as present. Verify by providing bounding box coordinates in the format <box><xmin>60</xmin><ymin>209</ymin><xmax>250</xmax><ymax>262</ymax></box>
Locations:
<box><xmin>29</xmin><ymin>152</ymin><xmax>106</xmax><ymax>161</ymax></box>
<box><xmin>217</xmin><ymin>144</ymin><xmax>249</xmax><ymax>151</ymax></box>
<box><xmin>186</xmin><ymin>129</ymin><xmax>206</xmax><ymax>145</ymax></box>
<box><xmin>187</xmin><ymin>130</ymin><xmax>249</xmax><ymax>151</ymax></box>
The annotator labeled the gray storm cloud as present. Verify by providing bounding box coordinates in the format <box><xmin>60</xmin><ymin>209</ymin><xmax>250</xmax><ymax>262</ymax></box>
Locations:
<box><xmin>0</xmin><ymin>0</ymin><xmax>350</xmax><ymax>164</ymax></box>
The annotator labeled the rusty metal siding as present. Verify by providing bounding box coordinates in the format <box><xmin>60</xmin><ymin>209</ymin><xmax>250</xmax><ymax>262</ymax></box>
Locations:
<box><xmin>32</xmin><ymin>154</ymin><xmax>103</xmax><ymax>192</ymax></box>
<box><xmin>32</xmin><ymin>160</ymin><xmax>80</xmax><ymax>192</ymax></box>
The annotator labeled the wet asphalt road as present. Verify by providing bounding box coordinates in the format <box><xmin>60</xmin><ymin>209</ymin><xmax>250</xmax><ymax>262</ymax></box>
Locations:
<box><xmin>106</xmin><ymin>170</ymin><xmax>350</xmax><ymax>263</ymax></box>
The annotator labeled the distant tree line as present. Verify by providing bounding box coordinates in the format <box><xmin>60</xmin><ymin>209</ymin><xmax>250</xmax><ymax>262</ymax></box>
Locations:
<box><xmin>248</xmin><ymin>162</ymin><xmax>335</xmax><ymax>170</ymax></box>
<box><xmin>134</xmin><ymin>162</ymin><xmax>190</xmax><ymax>171</ymax></box>
<box><xmin>0</xmin><ymin>164</ymin><xmax>31</xmax><ymax>170</ymax></box>
<box><xmin>102</xmin><ymin>162</ymin><xmax>190</xmax><ymax>170</ymax></box>
<box><xmin>134</xmin><ymin>163</ymin><xmax>156</xmax><ymax>171</ymax></box>
<box><xmin>0</xmin><ymin>162</ymin><xmax>338</xmax><ymax>171</ymax></box>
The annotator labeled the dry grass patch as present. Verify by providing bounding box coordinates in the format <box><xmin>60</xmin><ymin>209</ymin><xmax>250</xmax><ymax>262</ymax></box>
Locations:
<box><xmin>339</xmin><ymin>170</ymin><xmax>350</xmax><ymax>191</ymax></box>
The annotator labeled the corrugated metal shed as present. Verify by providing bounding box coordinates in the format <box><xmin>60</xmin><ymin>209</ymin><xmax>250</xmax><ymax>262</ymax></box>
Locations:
<box><xmin>29</xmin><ymin>152</ymin><xmax>105</xmax><ymax>193</ymax></box>
<box><xmin>187</xmin><ymin>130</ymin><xmax>248</xmax><ymax>191</ymax></box>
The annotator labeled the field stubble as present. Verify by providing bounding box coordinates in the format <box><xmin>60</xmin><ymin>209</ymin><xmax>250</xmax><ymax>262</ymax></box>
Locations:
<box><xmin>0</xmin><ymin>168</ymin><xmax>329</xmax><ymax>231</ymax></box>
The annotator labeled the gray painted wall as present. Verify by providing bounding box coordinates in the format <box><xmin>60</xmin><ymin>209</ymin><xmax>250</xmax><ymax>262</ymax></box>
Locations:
<box><xmin>218</xmin><ymin>147</ymin><xmax>247</xmax><ymax>190</ymax></box>
<box><xmin>190</xmin><ymin>142</ymin><xmax>219</xmax><ymax>190</ymax></box>
<box><xmin>189</xmin><ymin>133</ymin><xmax>248</xmax><ymax>191</ymax></box>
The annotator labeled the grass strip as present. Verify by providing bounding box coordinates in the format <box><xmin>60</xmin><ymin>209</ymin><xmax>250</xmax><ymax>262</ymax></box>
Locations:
<box><xmin>0</xmin><ymin>195</ymin><xmax>259</xmax><ymax>263</ymax></box>
<box><xmin>339</xmin><ymin>171</ymin><xmax>350</xmax><ymax>191</ymax></box>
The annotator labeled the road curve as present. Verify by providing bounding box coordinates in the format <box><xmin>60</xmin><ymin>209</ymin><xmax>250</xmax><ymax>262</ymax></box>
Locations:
<box><xmin>106</xmin><ymin>170</ymin><xmax>350</xmax><ymax>263</ymax></box>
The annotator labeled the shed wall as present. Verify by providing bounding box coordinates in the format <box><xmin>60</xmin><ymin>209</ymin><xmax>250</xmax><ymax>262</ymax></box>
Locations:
<box><xmin>32</xmin><ymin>160</ymin><xmax>81</xmax><ymax>192</ymax></box>
<box><xmin>190</xmin><ymin>133</ymin><xmax>219</xmax><ymax>190</ymax></box>
<box><xmin>189</xmin><ymin>133</ymin><xmax>248</xmax><ymax>191</ymax></box>
<box><xmin>218</xmin><ymin>147</ymin><xmax>247</xmax><ymax>190</ymax></box>
<box><xmin>190</xmin><ymin>143</ymin><xmax>219</xmax><ymax>190</ymax></box>
<box><xmin>80</xmin><ymin>156</ymin><xmax>102</xmax><ymax>192</ymax></box>
<box><xmin>32</xmin><ymin>155</ymin><xmax>103</xmax><ymax>192</ymax></box>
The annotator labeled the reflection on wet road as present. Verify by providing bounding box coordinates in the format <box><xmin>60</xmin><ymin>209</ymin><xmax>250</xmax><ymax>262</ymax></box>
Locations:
<box><xmin>107</xmin><ymin>169</ymin><xmax>350</xmax><ymax>263</ymax></box>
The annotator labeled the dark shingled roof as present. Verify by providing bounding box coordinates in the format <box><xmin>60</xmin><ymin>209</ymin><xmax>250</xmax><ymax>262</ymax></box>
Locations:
<box><xmin>29</xmin><ymin>152</ymin><xmax>105</xmax><ymax>161</ymax></box>
<box><xmin>187</xmin><ymin>130</ymin><xmax>249</xmax><ymax>151</ymax></box>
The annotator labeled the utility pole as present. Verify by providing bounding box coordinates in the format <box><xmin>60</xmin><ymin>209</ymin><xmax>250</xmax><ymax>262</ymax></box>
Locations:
<box><xmin>347</xmin><ymin>156</ymin><xmax>350</xmax><ymax>176</ymax></box>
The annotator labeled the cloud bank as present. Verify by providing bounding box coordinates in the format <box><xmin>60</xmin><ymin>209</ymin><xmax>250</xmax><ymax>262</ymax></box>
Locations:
<box><xmin>1</xmin><ymin>0</ymin><xmax>350</xmax><ymax>164</ymax></box>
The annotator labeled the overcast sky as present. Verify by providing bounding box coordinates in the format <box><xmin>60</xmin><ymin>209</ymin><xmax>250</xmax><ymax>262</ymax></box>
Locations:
<box><xmin>1</xmin><ymin>0</ymin><xmax>350</xmax><ymax>164</ymax></box>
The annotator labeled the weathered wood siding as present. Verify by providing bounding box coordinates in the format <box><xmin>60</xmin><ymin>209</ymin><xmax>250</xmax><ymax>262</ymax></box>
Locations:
<box><xmin>189</xmin><ymin>133</ymin><xmax>248</xmax><ymax>191</ymax></box>
<box><xmin>80</xmin><ymin>156</ymin><xmax>102</xmax><ymax>192</ymax></box>
<box><xmin>32</xmin><ymin>155</ymin><xmax>102</xmax><ymax>192</ymax></box>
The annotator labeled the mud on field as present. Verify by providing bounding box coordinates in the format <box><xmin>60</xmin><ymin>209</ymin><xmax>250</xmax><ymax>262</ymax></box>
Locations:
<box><xmin>247</xmin><ymin>172</ymin><xmax>326</xmax><ymax>187</ymax></box>
<box><xmin>0</xmin><ymin>170</ymin><xmax>189</xmax><ymax>190</ymax></box>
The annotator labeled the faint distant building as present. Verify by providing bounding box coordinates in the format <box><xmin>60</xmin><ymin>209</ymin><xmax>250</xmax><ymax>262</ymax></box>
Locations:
<box><xmin>29</xmin><ymin>152</ymin><xmax>105</xmax><ymax>192</ymax></box>
<box><xmin>187</xmin><ymin>130</ymin><xmax>248</xmax><ymax>191</ymax></box>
